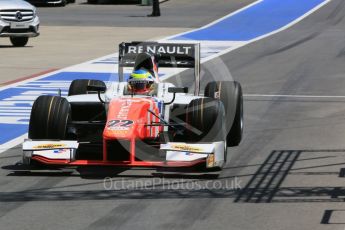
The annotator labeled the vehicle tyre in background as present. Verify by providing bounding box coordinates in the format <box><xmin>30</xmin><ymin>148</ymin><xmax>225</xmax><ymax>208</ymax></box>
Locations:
<box><xmin>28</xmin><ymin>95</ymin><xmax>70</xmax><ymax>140</ymax></box>
<box><xmin>68</xmin><ymin>79</ymin><xmax>106</xmax><ymax>96</ymax></box>
<box><xmin>205</xmin><ymin>81</ymin><xmax>243</xmax><ymax>146</ymax></box>
<box><xmin>60</xmin><ymin>0</ymin><xmax>67</xmax><ymax>6</ymax></box>
<box><xmin>10</xmin><ymin>37</ymin><xmax>29</xmax><ymax>47</ymax></box>
<box><xmin>87</xmin><ymin>0</ymin><xmax>98</xmax><ymax>4</ymax></box>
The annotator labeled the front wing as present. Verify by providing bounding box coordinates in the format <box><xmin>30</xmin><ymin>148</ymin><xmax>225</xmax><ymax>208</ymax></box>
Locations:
<box><xmin>22</xmin><ymin>140</ymin><xmax>225</xmax><ymax>168</ymax></box>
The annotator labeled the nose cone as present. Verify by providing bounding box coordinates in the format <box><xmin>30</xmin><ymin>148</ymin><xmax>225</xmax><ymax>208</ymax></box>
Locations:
<box><xmin>103</xmin><ymin>119</ymin><xmax>138</xmax><ymax>140</ymax></box>
<box><xmin>103</xmin><ymin>98</ymin><xmax>158</xmax><ymax>140</ymax></box>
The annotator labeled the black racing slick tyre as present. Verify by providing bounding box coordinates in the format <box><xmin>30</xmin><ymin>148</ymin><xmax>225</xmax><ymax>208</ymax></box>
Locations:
<box><xmin>205</xmin><ymin>81</ymin><xmax>243</xmax><ymax>146</ymax></box>
<box><xmin>10</xmin><ymin>37</ymin><xmax>29</xmax><ymax>47</ymax></box>
<box><xmin>68</xmin><ymin>79</ymin><xmax>106</xmax><ymax>96</ymax></box>
<box><xmin>28</xmin><ymin>96</ymin><xmax>70</xmax><ymax>140</ymax></box>
<box><xmin>87</xmin><ymin>0</ymin><xmax>98</xmax><ymax>4</ymax></box>
<box><xmin>186</xmin><ymin>98</ymin><xmax>226</xmax><ymax>142</ymax></box>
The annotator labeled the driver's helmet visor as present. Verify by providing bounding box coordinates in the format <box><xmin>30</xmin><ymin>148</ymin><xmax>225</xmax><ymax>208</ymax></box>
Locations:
<box><xmin>129</xmin><ymin>80</ymin><xmax>154</xmax><ymax>91</ymax></box>
<box><xmin>128</xmin><ymin>69</ymin><xmax>155</xmax><ymax>92</ymax></box>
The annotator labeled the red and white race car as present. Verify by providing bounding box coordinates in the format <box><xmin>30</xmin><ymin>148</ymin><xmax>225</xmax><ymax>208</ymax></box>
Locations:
<box><xmin>22</xmin><ymin>42</ymin><xmax>243</xmax><ymax>171</ymax></box>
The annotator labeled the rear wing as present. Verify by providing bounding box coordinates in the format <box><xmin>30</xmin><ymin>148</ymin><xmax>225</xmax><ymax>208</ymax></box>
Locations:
<box><xmin>118</xmin><ymin>42</ymin><xmax>201</xmax><ymax>95</ymax></box>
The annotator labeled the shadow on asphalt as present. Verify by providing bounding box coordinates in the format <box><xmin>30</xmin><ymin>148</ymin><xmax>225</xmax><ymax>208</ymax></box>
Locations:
<box><xmin>1</xmin><ymin>149</ymin><xmax>345</xmax><ymax>203</ymax></box>
<box><xmin>0</xmin><ymin>46</ymin><xmax>33</xmax><ymax>49</ymax></box>
<box><xmin>321</xmin><ymin>209</ymin><xmax>345</xmax><ymax>224</ymax></box>
<box><xmin>235</xmin><ymin>149</ymin><xmax>345</xmax><ymax>203</ymax></box>
<box><xmin>2</xmin><ymin>162</ymin><xmax>220</xmax><ymax>179</ymax></box>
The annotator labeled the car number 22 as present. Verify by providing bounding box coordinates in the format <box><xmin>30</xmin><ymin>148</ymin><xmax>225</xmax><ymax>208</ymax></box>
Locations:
<box><xmin>107</xmin><ymin>120</ymin><xmax>134</xmax><ymax>129</ymax></box>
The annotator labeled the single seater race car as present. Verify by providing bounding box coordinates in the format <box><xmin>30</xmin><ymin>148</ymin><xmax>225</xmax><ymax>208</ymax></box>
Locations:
<box><xmin>22</xmin><ymin>41</ymin><xmax>243</xmax><ymax>171</ymax></box>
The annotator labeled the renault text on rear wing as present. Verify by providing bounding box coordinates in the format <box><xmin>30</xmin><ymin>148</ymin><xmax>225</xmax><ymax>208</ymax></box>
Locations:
<box><xmin>118</xmin><ymin>41</ymin><xmax>201</xmax><ymax>95</ymax></box>
<box><xmin>119</xmin><ymin>42</ymin><xmax>199</xmax><ymax>68</ymax></box>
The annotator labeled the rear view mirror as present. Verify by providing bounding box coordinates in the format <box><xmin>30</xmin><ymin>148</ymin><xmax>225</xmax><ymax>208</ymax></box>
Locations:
<box><xmin>87</xmin><ymin>84</ymin><xmax>106</xmax><ymax>92</ymax></box>
<box><xmin>165</xmin><ymin>87</ymin><xmax>188</xmax><ymax>105</ymax></box>
<box><xmin>87</xmin><ymin>84</ymin><xmax>106</xmax><ymax>104</ymax></box>
<box><xmin>168</xmin><ymin>87</ymin><xmax>188</xmax><ymax>94</ymax></box>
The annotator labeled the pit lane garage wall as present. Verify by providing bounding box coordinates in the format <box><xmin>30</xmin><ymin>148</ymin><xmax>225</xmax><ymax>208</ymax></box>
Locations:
<box><xmin>0</xmin><ymin>0</ymin><xmax>330</xmax><ymax>152</ymax></box>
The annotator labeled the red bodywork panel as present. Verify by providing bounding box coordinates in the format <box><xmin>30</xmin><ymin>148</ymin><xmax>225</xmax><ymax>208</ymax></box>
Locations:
<box><xmin>104</xmin><ymin>97</ymin><xmax>160</xmax><ymax>140</ymax></box>
<box><xmin>103</xmin><ymin>97</ymin><xmax>161</xmax><ymax>163</ymax></box>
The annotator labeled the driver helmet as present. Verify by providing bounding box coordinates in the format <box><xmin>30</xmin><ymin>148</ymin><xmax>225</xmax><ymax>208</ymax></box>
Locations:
<box><xmin>128</xmin><ymin>68</ymin><xmax>155</xmax><ymax>94</ymax></box>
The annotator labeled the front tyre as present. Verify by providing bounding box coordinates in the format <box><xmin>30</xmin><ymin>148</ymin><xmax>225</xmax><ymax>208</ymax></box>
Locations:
<box><xmin>10</xmin><ymin>37</ymin><xmax>29</xmax><ymax>47</ymax></box>
<box><xmin>186</xmin><ymin>98</ymin><xmax>226</xmax><ymax>143</ymax></box>
<box><xmin>186</xmin><ymin>98</ymin><xmax>227</xmax><ymax>170</ymax></box>
<box><xmin>28</xmin><ymin>95</ymin><xmax>70</xmax><ymax>140</ymax></box>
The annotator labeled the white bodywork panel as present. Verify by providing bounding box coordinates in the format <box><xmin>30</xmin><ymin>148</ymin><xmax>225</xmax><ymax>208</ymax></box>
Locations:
<box><xmin>23</xmin><ymin>140</ymin><xmax>79</xmax><ymax>161</ymax></box>
<box><xmin>161</xmin><ymin>141</ymin><xmax>225</xmax><ymax>168</ymax></box>
<box><xmin>66</xmin><ymin>82</ymin><xmax>203</xmax><ymax>123</ymax></box>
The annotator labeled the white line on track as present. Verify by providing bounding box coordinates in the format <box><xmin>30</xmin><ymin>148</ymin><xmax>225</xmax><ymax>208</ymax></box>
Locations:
<box><xmin>244</xmin><ymin>94</ymin><xmax>345</xmax><ymax>98</ymax></box>
<box><xmin>0</xmin><ymin>134</ymin><xmax>27</xmax><ymax>154</ymax></box>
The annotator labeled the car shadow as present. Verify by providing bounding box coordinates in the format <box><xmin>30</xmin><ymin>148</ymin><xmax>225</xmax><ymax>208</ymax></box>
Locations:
<box><xmin>1</xmin><ymin>148</ymin><xmax>344</xmax><ymax>204</ymax></box>
<box><xmin>0</xmin><ymin>45</ymin><xmax>33</xmax><ymax>48</ymax></box>
<box><xmin>2</xmin><ymin>161</ymin><xmax>219</xmax><ymax>179</ymax></box>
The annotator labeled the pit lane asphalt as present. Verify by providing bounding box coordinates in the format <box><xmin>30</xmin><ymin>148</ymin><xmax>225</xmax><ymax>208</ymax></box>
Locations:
<box><xmin>0</xmin><ymin>0</ymin><xmax>255</xmax><ymax>84</ymax></box>
<box><xmin>36</xmin><ymin>0</ymin><xmax>255</xmax><ymax>28</ymax></box>
<box><xmin>1</xmin><ymin>0</ymin><xmax>345</xmax><ymax>230</ymax></box>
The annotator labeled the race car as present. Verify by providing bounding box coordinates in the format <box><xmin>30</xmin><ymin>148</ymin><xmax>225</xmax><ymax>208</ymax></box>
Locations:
<box><xmin>22</xmin><ymin>41</ymin><xmax>243</xmax><ymax>171</ymax></box>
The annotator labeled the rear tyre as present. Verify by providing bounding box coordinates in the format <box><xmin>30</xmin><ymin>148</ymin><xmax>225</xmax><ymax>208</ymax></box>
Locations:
<box><xmin>68</xmin><ymin>79</ymin><xmax>106</xmax><ymax>96</ymax></box>
<box><xmin>10</xmin><ymin>37</ymin><xmax>29</xmax><ymax>47</ymax></box>
<box><xmin>28</xmin><ymin>95</ymin><xmax>70</xmax><ymax>140</ymax></box>
<box><xmin>205</xmin><ymin>81</ymin><xmax>243</xmax><ymax>147</ymax></box>
<box><xmin>229</xmin><ymin>83</ymin><xmax>243</xmax><ymax>146</ymax></box>
<box><xmin>87</xmin><ymin>0</ymin><xmax>98</xmax><ymax>4</ymax></box>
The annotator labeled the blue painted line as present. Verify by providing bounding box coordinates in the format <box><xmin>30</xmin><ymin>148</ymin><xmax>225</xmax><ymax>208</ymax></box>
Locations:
<box><xmin>172</xmin><ymin>0</ymin><xmax>325</xmax><ymax>41</ymax></box>
<box><xmin>0</xmin><ymin>72</ymin><xmax>117</xmax><ymax>144</ymax></box>
<box><xmin>43</xmin><ymin>72</ymin><xmax>117</xmax><ymax>81</ymax></box>
<box><xmin>0</xmin><ymin>124</ymin><xmax>28</xmax><ymax>144</ymax></box>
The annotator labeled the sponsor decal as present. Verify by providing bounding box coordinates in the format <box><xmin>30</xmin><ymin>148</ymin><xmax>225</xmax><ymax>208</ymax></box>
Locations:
<box><xmin>206</xmin><ymin>154</ymin><xmax>215</xmax><ymax>168</ymax></box>
<box><xmin>107</xmin><ymin>120</ymin><xmax>134</xmax><ymax>130</ymax></box>
<box><xmin>110</xmin><ymin>130</ymin><xmax>130</xmax><ymax>135</ymax></box>
<box><xmin>214</xmin><ymin>91</ymin><xmax>221</xmax><ymax>99</ymax></box>
<box><xmin>53</xmin><ymin>149</ymin><xmax>68</xmax><ymax>154</ymax></box>
<box><xmin>117</xmin><ymin>100</ymin><xmax>133</xmax><ymax>120</ymax></box>
<box><xmin>33</xmin><ymin>143</ymin><xmax>66</xmax><ymax>149</ymax></box>
<box><xmin>126</xmin><ymin>44</ymin><xmax>194</xmax><ymax>56</ymax></box>
<box><xmin>170</xmin><ymin>144</ymin><xmax>204</xmax><ymax>152</ymax></box>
